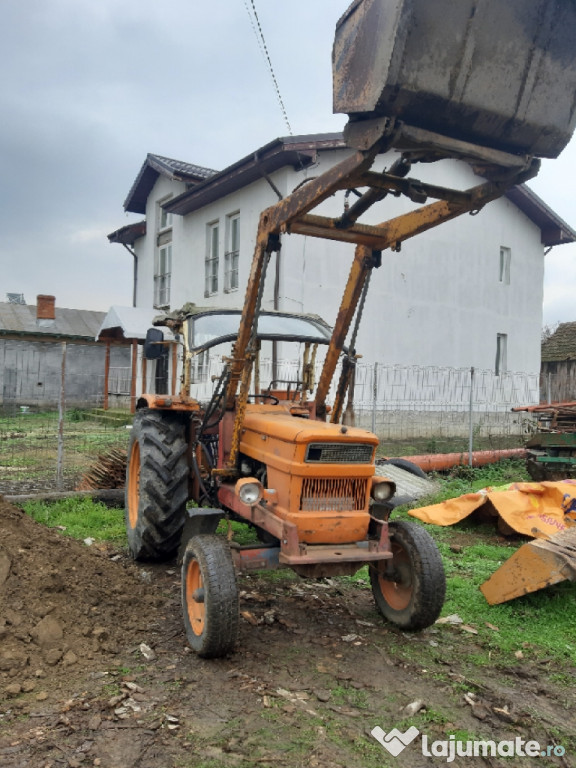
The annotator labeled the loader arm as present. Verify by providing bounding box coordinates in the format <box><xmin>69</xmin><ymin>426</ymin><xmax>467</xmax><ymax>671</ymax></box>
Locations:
<box><xmin>222</xmin><ymin>120</ymin><xmax>540</xmax><ymax>473</ymax></box>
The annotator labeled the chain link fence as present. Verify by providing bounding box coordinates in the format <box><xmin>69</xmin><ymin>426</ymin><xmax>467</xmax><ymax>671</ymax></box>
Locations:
<box><xmin>0</xmin><ymin>340</ymin><xmax>547</xmax><ymax>494</ymax></box>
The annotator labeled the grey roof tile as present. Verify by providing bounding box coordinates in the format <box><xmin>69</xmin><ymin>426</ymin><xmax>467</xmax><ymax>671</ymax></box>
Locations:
<box><xmin>0</xmin><ymin>302</ymin><xmax>106</xmax><ymax>340</ymax></box>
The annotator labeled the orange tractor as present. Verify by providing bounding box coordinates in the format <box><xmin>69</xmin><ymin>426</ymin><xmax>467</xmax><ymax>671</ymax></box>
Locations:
<box><xmin>125</xmin><ymin>0</ymin><xmax>576</xmax><ymax>657</ymax></box>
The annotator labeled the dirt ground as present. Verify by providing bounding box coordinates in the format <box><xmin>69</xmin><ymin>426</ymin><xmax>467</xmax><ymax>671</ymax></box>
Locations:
<box><xmin>1</xmin><ymin>497</ymin><xmax>575</xmax><ymax>768</ymax></box>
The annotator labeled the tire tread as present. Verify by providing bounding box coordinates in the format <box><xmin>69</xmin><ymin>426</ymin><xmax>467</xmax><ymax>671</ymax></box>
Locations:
<box><xmin>371</xmin><ymin>520</ymin><xmax>445</xmax><ymax>630</ymax></box>
<box><xmin>125</xmin><ymin>409</ymin><xmax>189</xmax><ymax>561</ymax></box>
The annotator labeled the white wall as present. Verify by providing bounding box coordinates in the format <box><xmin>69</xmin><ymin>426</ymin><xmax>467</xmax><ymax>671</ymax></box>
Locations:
<box><xmin>133</xmin><ymin>147</ymin><xmax>545</xmax><ymax>377</ymax></box>
<box><xmin>278</xmin><ymin>150</ymin><xmax>544</xmax><ymax>375</ymax></box>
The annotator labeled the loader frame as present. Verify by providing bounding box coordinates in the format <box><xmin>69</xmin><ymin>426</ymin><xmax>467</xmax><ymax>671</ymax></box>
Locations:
<box><xmin>222</xmin><ymin>120</ymin><xmax>540</xmax><ymax>473</ymax></box>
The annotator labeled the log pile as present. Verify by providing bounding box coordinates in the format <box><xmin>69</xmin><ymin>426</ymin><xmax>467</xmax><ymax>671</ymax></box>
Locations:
<box><xmin>76</xmin><ymin>448</ymin><xmax>127</xmax><ymax>490</ymax></box>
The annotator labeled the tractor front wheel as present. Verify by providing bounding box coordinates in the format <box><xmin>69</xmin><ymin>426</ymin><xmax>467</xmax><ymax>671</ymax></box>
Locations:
<box><xmin>181</xmin><ymin>534</ymin><xmax>239</xmax><ymax>658</ymax></box>
<box><xmin>370</xmin><ymin>520</ymin><xmax>445</xmax><ymax>630</ymax></box>
<box><xmin>125</xmin><ymin>409</ymin><xmax>189</xmax><ymax>561</ymax></box>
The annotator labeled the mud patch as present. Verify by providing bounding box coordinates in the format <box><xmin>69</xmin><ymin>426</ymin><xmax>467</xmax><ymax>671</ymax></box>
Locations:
<box><xmin>0</xmin><ymin>497</ymin><xmax>575</xmax><ymax>768</ymax></box>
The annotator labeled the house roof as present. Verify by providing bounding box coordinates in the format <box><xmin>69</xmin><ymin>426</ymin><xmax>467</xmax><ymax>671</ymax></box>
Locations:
<box><xmin>0</xmin><ymin>301</ymin><xmax>106</xmax><ymax>341</ymax></box>
<box><xmin>165</xmin><ymin>133</ymin><xmax>346</xmax><ymax>217</ymax></box>
<box><xmin>505</xmin><ymin>185</ymin><xmax>576</xmax><ymax>247</ymax></box>
<box><xmin>107</xmin><ymin>220</ymin><xmax>146</xmax><ymax>246</ymax></box>
<box><xmin>117</xmin><ymin>133</ymin><xmax>575</xmax><ymax>248</ymax></box>
<box><xmin>124</xmin><ymin>154</ymin><xmax>218</xmax><ymax>214</ymax></box>
<box><xmin>541</xmin><ymin>322</ymin><xmax>576</xmax><ymax>362</ymax></box>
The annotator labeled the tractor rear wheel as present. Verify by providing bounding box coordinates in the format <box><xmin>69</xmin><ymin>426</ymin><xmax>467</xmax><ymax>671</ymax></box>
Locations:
<box><xmin>181</xmin><ymin>534</ymin><xmax>239</xmax><ymax>658</ymax></box>
<box><xmin>370</xmin><ymin>520</ymin><xmax>445</xmax><ymax>630</ymax></box>
<box><xmin>125</xmin><ymin>409</ymin><xmax>189</xmax><ymax>561</ymax></box>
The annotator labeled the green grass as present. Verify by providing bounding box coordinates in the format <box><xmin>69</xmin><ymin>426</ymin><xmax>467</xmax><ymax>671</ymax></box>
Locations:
<box><xmin>384</xmin><ymin>461</ymin><xmax>576</xmax><ymax>667</ymax></box>
<box><xmin>23</xmin><ymin>497</ymin><xmax>126</xmax><ymax>542</ymax></box>
<box><xmin>0</xmin><ymin>409</ymin><xmax>129</xmax><ymax>485</ymax></box>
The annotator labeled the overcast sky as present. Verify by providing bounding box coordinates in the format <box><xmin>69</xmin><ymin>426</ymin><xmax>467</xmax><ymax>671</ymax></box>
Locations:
<box><xmin>1</xmin><ymin>0</ymin><xmax>575</xmax><ymax>327</ymax></box>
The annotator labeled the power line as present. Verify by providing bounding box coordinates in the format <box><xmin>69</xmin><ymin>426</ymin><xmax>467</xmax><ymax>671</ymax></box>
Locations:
<box><xmin>243</xmin><ymin>0</ymin><xmax>293</xmax><ymax>136</ymax></box>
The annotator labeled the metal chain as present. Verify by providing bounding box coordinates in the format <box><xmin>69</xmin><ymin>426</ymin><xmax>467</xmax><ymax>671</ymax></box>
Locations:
<box><xmin>348</xmin><ymin>267</ymin><xmax>373</xmax><ymax>354</ymax></box>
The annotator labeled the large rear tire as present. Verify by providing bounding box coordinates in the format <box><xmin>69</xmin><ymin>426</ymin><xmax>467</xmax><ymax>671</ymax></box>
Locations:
<box><xmin>181</xmin><ymin>534</ymin><xmax>239</xmax><ymax>658</ymax></box>
<box><xmin>370</xmin><ymin>520</ymin><xmax>445</xmax><ymax>630</ymax></box>
<box><xmin>125</xmin><ymin>409</ymin><xmax>189</xmax><ymax>561</ymax></box>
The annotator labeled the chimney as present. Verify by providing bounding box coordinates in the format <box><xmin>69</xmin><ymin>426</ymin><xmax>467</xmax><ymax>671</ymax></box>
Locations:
<box><xmin>37</xmin><ymin>295</ymin><xmax>56</xmax><ymax>321</ymax></box>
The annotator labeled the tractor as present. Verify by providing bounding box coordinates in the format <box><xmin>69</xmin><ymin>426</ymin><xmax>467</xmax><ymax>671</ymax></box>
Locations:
<box><xmin>125</xmin><ymin>0</ymin><xmax>576</xmax><ymax>657</ymax></box>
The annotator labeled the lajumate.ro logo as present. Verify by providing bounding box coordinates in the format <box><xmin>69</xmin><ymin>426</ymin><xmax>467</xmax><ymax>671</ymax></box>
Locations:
<box><xmin>370</xmin><ymin>726</ymin><xmax>567</xmax><ymax>762</ymax></box>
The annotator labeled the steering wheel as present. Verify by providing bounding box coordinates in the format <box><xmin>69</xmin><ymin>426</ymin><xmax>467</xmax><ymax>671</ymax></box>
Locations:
<box><xmin>248</xmin><ymin>393</ymin><xmax>280</xmax><ymax>405</ymax></box>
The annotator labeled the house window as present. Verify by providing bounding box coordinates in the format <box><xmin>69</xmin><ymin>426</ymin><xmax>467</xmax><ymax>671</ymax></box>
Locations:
<box><xmin>224</xmin><ymin>214</ymin><xmax>240</xmax><ymax>293</ymax></box>
<box><xmin>193</xmin><ymin>350</ymin><xmax>209</xmax><ymax>382</ymax></box>
<box><xmin>158</xmin><ymin>197</ymin><xmax>173</xmax><ymax>231</ymax></box>
<box><xmin>495</xmin><ymin>333</ymin><xmax>508</xmax><ymax>375</ymax></box>
<box><xmin>154</xmin><ymin>196</ymin><xmax>173</xmax><ymax>308</ymax></box>
<box><xmin>499</xmin><ymin>246</ymin><xmax>511</xmax><ymax>284</ymax></box>
<box><xmin>154</xmin><ymin>243</ymin><xmax>171</xmax><ymax>308</ymax></box>
<box><xmin>205</xmin><ymin>222</ymin><xmax>219</xmax><ymax>296</ymax></box>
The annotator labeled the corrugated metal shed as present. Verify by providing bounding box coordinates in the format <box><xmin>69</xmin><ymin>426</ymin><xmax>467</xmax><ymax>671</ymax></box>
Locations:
<box><xmin>0</xmin><ymin>301</ymin><xmax>106</xmax><ymax>340</ymax></box>
<box><xmin>542</xmin><ymin>322</ymin><xmax>576</xmax><ymax>362</ymax></box>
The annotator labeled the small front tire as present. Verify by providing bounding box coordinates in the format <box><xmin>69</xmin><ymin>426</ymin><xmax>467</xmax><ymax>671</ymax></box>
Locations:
<box><xmin>181</xmin><ymin>535</ymin><xmax>239</xmax><ymax>658</ymax></box>
<box><xmin>370</xmin><ymin>520</ymin><xmax>445</xmax><ymax>630</ymax></box>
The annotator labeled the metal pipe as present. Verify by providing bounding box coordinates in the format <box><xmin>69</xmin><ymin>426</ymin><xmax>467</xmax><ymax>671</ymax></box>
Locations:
<box><xmin>121</xmin><ymin>243</ymin><xmax>138</xmax><ymax>307</ymax></box>
<box><xmin>403</xmin><ymin>448</ymin><xmax>527</xmax><ymax>472</ymax></box>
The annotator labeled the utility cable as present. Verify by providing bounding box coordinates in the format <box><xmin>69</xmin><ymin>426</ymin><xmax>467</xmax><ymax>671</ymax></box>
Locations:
<box><xmin>243</xmin><ymin>0</ymin><xmax>293</xmax><ymax>136</ymax></box>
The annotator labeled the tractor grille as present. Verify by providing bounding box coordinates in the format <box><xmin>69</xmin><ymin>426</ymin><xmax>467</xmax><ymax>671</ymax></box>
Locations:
<box><xmin>305</xmin><ymin>442</ymin><xmax>374</xmax><ymax>464</ymax></box>
<box><xmin>300</xmin><ymin>477</ymin><xmax>368</xmax><ymax>512</ymax></box>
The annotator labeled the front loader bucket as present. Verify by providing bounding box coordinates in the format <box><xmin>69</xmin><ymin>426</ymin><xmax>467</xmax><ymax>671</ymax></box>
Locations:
<box><xmin>480</xmin><ymin>527</ymin><xmax>576</xmax><ymax>605</ymax></box>
<box><xmin>333</xmin><ymin>0</ymin><xmax>576</xmax><ymax>158</ymax></box>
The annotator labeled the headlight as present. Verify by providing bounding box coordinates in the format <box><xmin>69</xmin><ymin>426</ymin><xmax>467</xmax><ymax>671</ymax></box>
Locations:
<box><xmin>371</xmin><ymin>478</ymin><xmax>395</xmax><ymax>502</ymax></box>
<box><xmin>236</xmin><ymin>478</ymin><xmax>264</xmax><ymax>506</ymax></box>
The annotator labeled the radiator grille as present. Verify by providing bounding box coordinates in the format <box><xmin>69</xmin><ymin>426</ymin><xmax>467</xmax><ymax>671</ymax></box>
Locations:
<box><xmin>305</xmin><ymin>442</ymin><xmax>373</xmax><ymax>464</ymax></box>
<box><xmin>300</xmin><ymin>477</ymin><xmax>368</xmax><ymax>512</ymax></box>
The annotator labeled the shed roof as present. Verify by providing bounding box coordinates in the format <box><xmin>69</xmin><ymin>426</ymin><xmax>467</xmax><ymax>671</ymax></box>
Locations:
<box><xmin>97</xmin><ymin>306</ymin><xmax>175</xmax><ymax>342</ymax></box>
<box><xmin>124</xmin><ymin>154</ymin><xmax>218</xmax><ymax>215</ymax></box>
<box><xmin>0</xmin><ymin>301</ymin><xmax>106</xmax><ymax>341</ymax></box>
<box><xmin>541</xmin><ymin>322</ymin><xmax>576</xmax><ymax>362</ymax></box>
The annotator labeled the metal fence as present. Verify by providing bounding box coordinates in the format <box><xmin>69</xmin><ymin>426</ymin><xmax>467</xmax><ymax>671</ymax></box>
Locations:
<box><xmin>0</xmin><ymin>341</ymin><xmax>544</xmax><ymax>494</ymax></box>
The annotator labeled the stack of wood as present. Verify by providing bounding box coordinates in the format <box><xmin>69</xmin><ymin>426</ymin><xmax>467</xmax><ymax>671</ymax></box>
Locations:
<box><xmin>77</xmin><ymin>447</ymin><xmax>127</xmax><ymax>490</ymax></box>
<box><xmin>512</xmin><ymin>401</ymin><xmax>576</xmax><ymax>432</ymax></box>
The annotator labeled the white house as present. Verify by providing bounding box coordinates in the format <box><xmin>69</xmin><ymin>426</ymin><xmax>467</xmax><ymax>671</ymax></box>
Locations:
<box><xmin>106</xmin><ymin>133</ymin><xmax>575</xmax><ymax>416</ymax></box>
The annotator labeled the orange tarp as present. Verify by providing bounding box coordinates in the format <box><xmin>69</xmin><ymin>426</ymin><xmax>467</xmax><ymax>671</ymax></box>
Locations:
<box><xmin>409</xmin><ymin>481</ymin><xmax>576</xmax><ymax>539</ymax></box>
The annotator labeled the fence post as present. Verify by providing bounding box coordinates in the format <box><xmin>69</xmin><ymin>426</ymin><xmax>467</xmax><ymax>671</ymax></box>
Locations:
<box><xmin>57</xmin><ymin>341</ymin><xmax>67</xmax><ymax>490</ymax></box>
<box><xmin>130</xmin><ymin>339</ymin><xmax>138</xmax><ymax>414</ymax></box>
<box><xmin>371</xmin><ymin>362</ymin><xmax>378</xmax><ymax>434</ymax></box>
<box><xmin>468</xmin><ymin>366</ymin><xmax>475</xmax><ymax>466</ymax></box>
<box><xmin>103</xmin><ymin>341</ymin><xmax>110</xmax><ymax>411</ymax></box>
